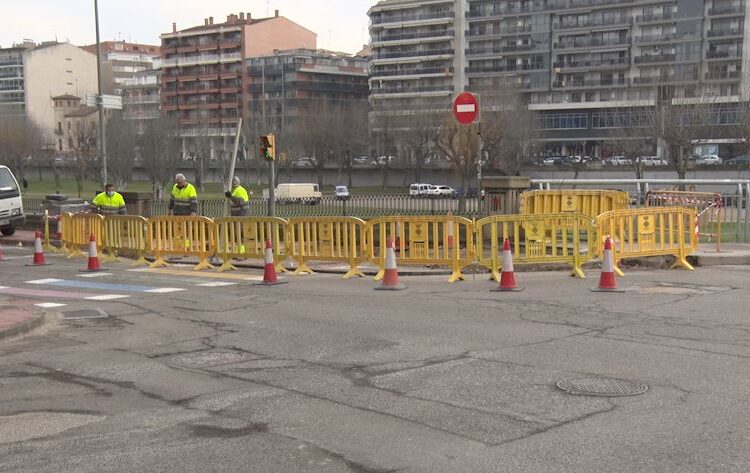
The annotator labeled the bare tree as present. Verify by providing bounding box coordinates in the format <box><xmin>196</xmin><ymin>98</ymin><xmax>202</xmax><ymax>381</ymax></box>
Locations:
<box><xmin>65</xmin><ymin>120</ymin><xmax>99</xmax><ymax>197</ymax></box>
<box><xmin>436</xmin><ymin>113</ymin><xmax>480</xmax><ymax>212</ymax></box>
<box><xmin>396</xmin><ymin>112</ymin><xmax>439</xmax><ymax>184</ymax></box>
<box><xmin>606</xmin><ymin>108</ymin><xmax>655</xmax><ymax>179</ymax></box>
<box><xmin>731</xmin><ymin>101</ymin><xmax>750</xmax><ymax>169</ymax></box>
<box><xmin>0</xmin><ymin>115</ymin><xmax>45</xmax><ymax>180</ymax></box>
<box><xmin>105</xmin><ymin>112</ymin><xmax>138</xmax><ymax>189</ymax></box>
<box><xmin>140</xmin><ymin>117</ymin><xmax>182</xmax><ymax>199</ymax></box>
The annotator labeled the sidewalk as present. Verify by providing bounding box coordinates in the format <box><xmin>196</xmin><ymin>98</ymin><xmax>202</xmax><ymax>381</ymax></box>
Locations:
<box><xmin>0</xmin><ymin>302</ymin><xmax>46</xmax><ymax>341</ymax></box>
<box><xmin>0</xmin><ymin>229</ymin><xmax>36</xmax><ymax>247</ymax></box>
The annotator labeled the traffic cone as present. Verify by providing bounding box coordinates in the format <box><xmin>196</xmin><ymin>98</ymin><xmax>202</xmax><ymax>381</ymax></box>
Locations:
<box><xmin>591</xmin><ymin>237</ymin><xmax>624</xmax><ymax>293</ymax></box>
<box><xmin>26</xmin><ymin>231</ymin><xmax>52</xmax><ymax>266</ymax></box>
<box><xmin>80</xmin><ymin>234</ymin><xmax>106</xmax><ymax>272</ymax></box>
<box><xmin>446</xmin><ymin>213</ymin><xmax>454</xmax><ymax>249</ymax></box>
<box><xmin>492</xmin><ymin>238</ymin><xmax>524</xmax><ymax>292</ymax></box>
<box><xmin>254</xmin><ymin>239</ymin><xmax>287</xmax><ymax>286</ymax></box>
<box><xmin>375</xmin><ymin>238</ymin><xmax>406</xmax><ymax>291</ymax></box>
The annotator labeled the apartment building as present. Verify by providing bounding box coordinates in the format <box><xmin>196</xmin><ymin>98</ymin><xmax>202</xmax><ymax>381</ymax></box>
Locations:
<box><xmin>121</xmin><ymin>68</ymin><xmax>161</xmax><ymax>133</ymax></box>
<box><xmin>81</xmin><ymin>41</ymin><xmax>161</xmax><ymax>95</ymax></box>
<box><xmin>370</xmin><ymin>0</ymin><xmax>750</xmax><ymax>156</ymax></box>
<box><xmin>159</xmin><ymin>10</ymin><xmax>317</xmax><ymax>141</ymax></box>
<box><xmin>0</xmin><ymin>42</ymin><xmax>33</xmax><ymax>114</ymax></box>
<box><xmin>246</xmin><ymin>48</ymin><xmax>369</xmax><ymax>136</ymax></box>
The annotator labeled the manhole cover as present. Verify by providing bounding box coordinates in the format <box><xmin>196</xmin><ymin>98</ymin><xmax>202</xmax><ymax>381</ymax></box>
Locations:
<box><xmin>170</xmin><ymin>349</ymin><xmax>253</xmax><ymax>368</ymax></box>
<box><xmin>62</xmin><ymin>309</ymin><xmax>108</xmax><ymax>320</ymax></box>
<box><xmin>557</xmin><ymin>377</ymin><xmax>648</xmax><ymax>397</ymax></box>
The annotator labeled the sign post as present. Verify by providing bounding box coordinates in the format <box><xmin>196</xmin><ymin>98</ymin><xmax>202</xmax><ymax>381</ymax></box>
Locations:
<box><xmin>453</xmin><ymin>92</ymin><xmax>482</xmax><ymax>199</ymax></box>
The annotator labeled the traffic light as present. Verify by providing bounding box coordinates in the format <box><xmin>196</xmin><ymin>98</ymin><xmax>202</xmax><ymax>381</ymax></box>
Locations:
<box><xmin>259</xmin><ymin>133</ymin><xmax>276</xmax><ymax>161</ymax></box>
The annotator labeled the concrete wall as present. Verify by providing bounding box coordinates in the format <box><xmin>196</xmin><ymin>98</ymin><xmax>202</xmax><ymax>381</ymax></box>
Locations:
<box><xmin>244</xmin><ymin>16</ymin><xmax>317</xmax><ymax>56</ymax></box>
<box><xmin>23</xmin><ymin>43</ymin><xmax>98</xmax><ymax>142</ymax></box>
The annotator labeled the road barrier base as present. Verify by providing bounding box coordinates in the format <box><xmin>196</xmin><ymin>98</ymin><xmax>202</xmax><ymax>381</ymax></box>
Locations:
<box><xmin>253</xmin><ymin>279</ymin><xmax>288</xmax><ymax>286</ymax></box>
<box><xmin>671</xmin><ymin>258</ymin><xmax>695</xmax><ymax>271</ymax></box>
<box><xmin>343</xmin><ymin>268</ymin><xmax>365</xmax><ymax>279</ymax></box>
<box><xmin>374</xmin><ymin>283</ymin><xmax>406</xmax><ymax>291</ymax></box>
<box><xmin>491</xmin><ymin>286</ymin><xmax>525</xmax><ymax>292</ymax></box>
<box><xmin>590</xmin><ymin>287</ymin><xmax>626</xmax><ymax>293</ymax></box>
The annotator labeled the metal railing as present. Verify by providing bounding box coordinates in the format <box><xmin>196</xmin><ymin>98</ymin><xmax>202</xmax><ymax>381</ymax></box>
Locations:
<box><xmin>531</xmin><ymin>179</ymin><xmax>750</xmax><ymax>243</ymax></box>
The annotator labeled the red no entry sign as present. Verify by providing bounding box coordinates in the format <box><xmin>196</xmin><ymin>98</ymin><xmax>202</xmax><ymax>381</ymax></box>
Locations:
<box><xmin>453</xmin><ymin>92</ymin><xmax>479</xmax><ymax>125</ymax></box>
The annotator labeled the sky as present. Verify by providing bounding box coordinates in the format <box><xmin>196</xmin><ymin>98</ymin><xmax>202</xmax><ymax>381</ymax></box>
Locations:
<box><xmin>2</xmin><ymin>0</ymin><xmax>380</xmax><ymax>54</ymax></box>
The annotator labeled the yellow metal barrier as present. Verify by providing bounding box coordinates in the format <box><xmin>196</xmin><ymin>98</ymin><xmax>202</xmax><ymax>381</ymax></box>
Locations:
<box><xmin>367</xmin><ymin>215</ymin><xmax>475</xmax><ymax>283</ymax></box>
<box><xmin>646</xmin><ymin>190</ymin><xmax>723</xmax><ymax>252</ymax></box>
<box><xmin>596</xmin><ymin>206</ymin><xmax>697</xmax><ymax>272</ymax></box>
<box><xmin>521</xmin><ymin>189</ymin><xmax>630</xmax><ymax>219</ymax></box>
<box><xmin>62</xmin><ymin>213</ymin><xmax>105</xmax><ymax>258</ymax></box>
<box><xmin>103</xmin><ymin>216</ymin><xmax>149</xmax><ymax>266</ymax></box>
<box><xmin>287</xmin><ymin>217</ymin><xmax>369</xmax><ymax>278</ymax></box>
<box><xmin>148</xmin><ymin>216</ymin><xmax>216</xmax><ymax>271</ymax></box>
<box><xmin>214</xmin><ymin>217</ymin><xmax>289</xmax><ymax>272</ymax></box>
<box><xmin>43</xmin><ymin>210</ymin><xmax>59</xmax><ymax>253</ymax></box>
<box><xmin>475</xmin><ymin>213</ymin><xmax>597</xmax><ymax>280</ymax></box>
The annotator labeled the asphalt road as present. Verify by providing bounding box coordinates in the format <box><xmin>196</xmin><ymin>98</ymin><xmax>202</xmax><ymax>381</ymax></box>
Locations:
<box><xmin>1</xmin><ymin>247</ymin><xmax>749</xmax><ymax>472</ymax></box>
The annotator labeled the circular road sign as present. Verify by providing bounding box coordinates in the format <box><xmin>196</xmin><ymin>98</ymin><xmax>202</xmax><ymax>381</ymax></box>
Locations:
<box><xmin>453</xmin><ymin>92</ymin><xmax>479</xmax><ymax>125</ymax></box>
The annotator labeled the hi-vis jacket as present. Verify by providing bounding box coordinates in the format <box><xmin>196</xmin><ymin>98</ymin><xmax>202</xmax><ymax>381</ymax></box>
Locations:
<box><xmin>169</xmin><ymin>183</ymin><xmax>198</xmax><ymax>215</ymax></box>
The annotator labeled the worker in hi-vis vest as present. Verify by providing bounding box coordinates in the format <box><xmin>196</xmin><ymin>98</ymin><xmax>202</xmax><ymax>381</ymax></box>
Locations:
<box><xmin>91</xmin><ymin>183</ymin><xmax>127</xmax><ymax>215</ymax></box>
<box><xmin>225</xmin><ymin>176</ymin><xmax>250</xmax><ymax>217</ymax></box>
<box><xmin>169</xmin><ymin>173</ymin><xmax>198</xmax><ymax>216</ymax></box>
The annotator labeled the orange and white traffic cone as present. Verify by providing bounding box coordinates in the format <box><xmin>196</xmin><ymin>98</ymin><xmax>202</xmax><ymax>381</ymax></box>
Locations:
<box><xmin>80</xmin><ymin>234</ymin><xmax>106</xmax><ymax>272</ymax></box>
<box><xmin>591</xmin><ymin>237</ymin><xmax>624</xmax><ymax>292</ymax></box>
<box><xmin>492</xmin><ymin>238</ymin><xmax>524</xmax><ymax>292</ymax></box>
<box><xmin>254</xmin><ymin>239</ymin><xmax>287</xmax><ymax>286</ymax></box>
<box><xmin>375</xmin><ymin>238</ymin><xmax>406</xmax><ymax>291</ymax></box>
<box><xmin>446</xmin><ymin>214</ymin><xmax>454</xmax><ymax>249</ymax></box>
<box><xmin>26</xmin><ymin>230</ymin><xmax>52</xmax><ymax>266</ymax></box>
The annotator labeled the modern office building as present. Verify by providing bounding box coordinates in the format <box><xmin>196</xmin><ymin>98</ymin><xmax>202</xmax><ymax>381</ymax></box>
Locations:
<box><xmin>81</xmin><ymin>41</ymin><xmax>161</xmax><ymax>95</ymax></box>
<box><xmin>159</xmin><ymin>10</ymin><xmax>317</xmax><ymax>141</ymax></box>
<box><xmin>246</xmin><ymin>48</ymin><xmax>369</xmax><ymax>137</ymax></box>
<box><xmin>0</xmin><ymin>42</ymin><xmax>33</xmax><ymax>114</ymax></box>
<box><xmin>369</xmin><ymin>0</ymin><xmax>750</xmax><ymax>156</ymax></box>
<box><xmin>121</xmin><ymin>68</ymin><xmax>161</xmax><ymax>133</ymax></box>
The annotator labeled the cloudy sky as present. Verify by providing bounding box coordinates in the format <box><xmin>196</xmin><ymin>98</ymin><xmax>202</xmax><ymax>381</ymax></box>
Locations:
<box><xmin>2</xmin><ymin>0</ymin><xmax>379</xmax><ymax>54</ymax></box>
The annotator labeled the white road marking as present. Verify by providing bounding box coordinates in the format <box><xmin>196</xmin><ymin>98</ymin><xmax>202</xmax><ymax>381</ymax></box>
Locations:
<box><xmin>78</xmin><ymin>273</ymin><xmax>114</xmax><ymax>278</ymax></box>
<box><xmin>0</xmin><ymin>286</ymin><xmax>7</xmax><ymax>290</ymax></box>
<box><xmin>84</xmin><ymin>294</ymin><xmax>130</xmax><ymax>301</ymax></box>
<box><xmin>26</xmin><ymin>279</ymin><xmax>64</xmax><ymax>284</ymax></box>
<box><xmin>35</xmin><ymin>302</ymin><xmax>67</xmax><ymax>308</ymax></box>
<box><xmin>196</xmin><ymin>282</ymin><xmax>237</xmax><ymax>287</ymax></box>
<box><xmin>143</xmin><ymin>287</ymin><xmax>185</xmax><ymax>293</ymax></box>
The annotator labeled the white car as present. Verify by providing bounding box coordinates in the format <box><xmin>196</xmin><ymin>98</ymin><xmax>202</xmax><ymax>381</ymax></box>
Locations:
<box><xmin>639</xmin><ymin>156</ymin><xmax>668</xmax><ymax>166</ymax></box>
<box><xmin>430</xmin><ymin>186</ymin><xmax>456</xmax><ymax>199</ymax></box>
<box><xmin>409</xmin><ymin>183</ymin><xmax>431</xmax><ymax>198</ymax></box>
<box><xmin>610</xmin><ymin>156</ymin><xmax>633</xmax><ymax>166</ymax></box>
<box><xmin>334</xmin><ymin>185</ymin><xmax>350</xmax><ymax>200</ymax></box>
<box><xmin>697</xmin><ymin>155</ymin><xmax>722</xmax><ymax>166</ymax></box>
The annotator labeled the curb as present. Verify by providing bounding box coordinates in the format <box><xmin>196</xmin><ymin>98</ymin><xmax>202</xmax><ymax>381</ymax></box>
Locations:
<box><xmin>0</xmin><ymin>312</ymin><xmax>47</xmax><ymax>341</ymax></box>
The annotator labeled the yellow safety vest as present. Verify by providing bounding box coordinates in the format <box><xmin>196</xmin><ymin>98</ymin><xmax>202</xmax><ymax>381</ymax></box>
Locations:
<box><xmin>92</xmin><ymin>192</ymin><xmax>126</xmax><ymax>215</ymax></box>
<box><xmin>229</xmin><ymin>185</ymin><xmax>250</xmax><ymax>216</ymax></box>
<box><xmin>170</xmin><ymin>183</ymin><xmax>198</xmax><ymax>215</ymax></box>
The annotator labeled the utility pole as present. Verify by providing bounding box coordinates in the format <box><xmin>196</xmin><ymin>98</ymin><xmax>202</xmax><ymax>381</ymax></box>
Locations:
<box><xmin>94</xmin><ymin>0</ymin><xmax>107</xmax><ymax>188</ymax></box>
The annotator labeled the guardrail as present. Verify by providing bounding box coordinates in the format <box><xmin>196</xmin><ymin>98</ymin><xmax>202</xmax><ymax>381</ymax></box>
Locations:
<box><xmin>287</xmin><ymin>217</ymin><xmax>369</xmax><ymax>278</ymax></box>
<box><xmin>62</xmin><ymin>213</ymin><xmax>105</xmax><ymax>257</ymax></box>
<box><xmin>214</xmin><ymin>217</ymin><xmax>288</xmax><ymax>272</ymax></box>
<box><xmin>102</xmin><ymin>215</ymin><xmax>149</xmax><ymax>265</ymax></box>
<box><xmin>148</xmin><ymin>216</ymin><xmax>216</xmax><ymax>270</ymax></box>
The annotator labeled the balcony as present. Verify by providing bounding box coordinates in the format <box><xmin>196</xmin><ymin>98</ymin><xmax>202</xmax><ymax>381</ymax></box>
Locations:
<box><xmin>219</xmin><ymin>41</ymin><xmax>241</xmax><ymax>50</ymax></box>
<box><xmin>371</xmin><ymin>84</ymin><xmax>453</xmax><ymax>95</ymax></box>
<box><xmin>466</xmin><ymin>64</ymin><xmax>546</xmax><ymax>74</ymax></box>
<box><xmin>569</xmin><ymin>0</ymin><xmax>638</xmax><ymax>7</ymax></box>
<box><xmin>466</xmin><ymin>0</ymin><xmax>566</xmax><ymax>19</ymax></box>
<box><xmin>370</xmin><ymin>12</ymin><xmax>454</xmax><ymax>27</ymax></box>
<box><xmin>636</xmin><ymin>33</ymin><xmax>696</xmax><ymax>44</ymax></box>
<box><xmin>553</xmin><ymin>16</ymin><xmax>631</xmax><ymax>31</ymax></box>
<box><xmin>161</xmin><ymin>52</ymin><xmax>241</xmax><ymax>68</ymax></box>
<box><xmin>371</xmin><ymin>48</ymin><xmax>454</xmax><ymax>60</ymax></box>
<box><xmin>706</xmin><ymin>50</ymin><xmax>742</xmax><ymax>60</ymax></box>
<box><xmin>708</xmin><ymin>5</ymin><xmax>745</xmax><ymax>16</ymax></box>
<box><xmin>705</xmin><ymin>70</ymin><xmax>742</xmax><ymax>80</ymax></box>
<box><xmin>178</xmin><ymin>87</ymin><xmax>220</xmax><ymax>95</ymax></box>
<box><xmin>372</xmin><ymin>30</ymin><xmax>453</xmax><ymax>44</ymax></box>
<box><xmin>467</xmin><ymin>25</ymin><xmax>532</xmax><ymax>37</ymax></box>
<box><xmin>707</xmin><ymin>28</ymin><xmax>743</xmax><ymax>38</ymax></box>
<box><xmin>553</xmin><ymin>58</ymin><xmax>629</xmax><ymax>70</ymax></box>
<box><xmin>370</xmin><ymin>66</ymin><xmax>452</xmax><ymax>78</ymax></box>
<box><xmin>467</xmin><ymin>43</ymin><xmax>547</xmax><ymax>57</ymax></box>
<box><xmin>554</xmin><ymin>37</ymin><xmax>630</xmax><ymax>50</ymax></box>
<box><xmin>552</xmin><ymin>77</ymin><xmax>629</xmax><ymax>89</ymax></box>
<box><xmin>634</xmin><ymin>54</ymin><xmax>676</xmax><ymax>64</ymax></box>
<box><xmin>635</xmin><ymin>12</ymin><xmax>677</xmax><ymax>24</ymax></box>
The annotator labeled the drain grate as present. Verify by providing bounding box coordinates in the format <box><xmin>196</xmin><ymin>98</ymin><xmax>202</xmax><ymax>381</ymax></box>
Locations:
<box><xmin>170</xmin><ymin>349</ymin><xmax>255</xmax><ymax>368</ymax></box>
<box><xmin>62</xmin><ymin>309</ymin><xmax>108</xmax><ymax>320</ymax></box>
<box><xmin>557</xmin><ymin>377</ymin><xmax>648</xmax><ymax>397</ymax></box>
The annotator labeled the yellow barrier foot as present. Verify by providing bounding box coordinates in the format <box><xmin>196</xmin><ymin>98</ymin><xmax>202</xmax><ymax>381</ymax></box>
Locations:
<box><xmin>342</xmin><ymin>267</ymin><xmax>365</xmax><ymax>279</ymax></box>
<box><xmin>43</xmin><ymin>244</ymin><xmax>58</xmax><ymax>253</ymax></box>
<box><xmin>571</xmin><ymin>266</ymin><xmax>586</xmax><ymax>279</ymax></box>
<box><xmin>374</xmin><ymin>269</ymin><xmax>385</xmax><ymax>281</ymax></box>
<box><xmin>130</xmin><ymin>257</ymin><xmax>149</xmax><ymax>267</ymax></box>
<box><xmin>671</xmin><ymin>257</ymin><xmax>695</xmax><ymax>271</ymax></box>
<box><xmin>149</xmin><ymin>258</ymin><xmax>168</xmax><ymax>269</ymax></box>
<box><xmin>448</xmin><ymin>271</ymin><xmax>464</xmax><ymax>283</ymax></box>
<box><xmin>193</xmin><ymin>261</ymin><xmax>215</xmax><ymax>271</ymax></box>
<box><xmin>490</xmin><ymin>270</ymin><xmax>500</xmax><ymax>282</ymax></box>
<box><xmin>293</xmin><ymin>263</ymin><xmax>314</xmax><ymax>275</ymax></box>
<box><xmin>614</xmin><ymin>266</ymin><xmax>625</xmax><ymax>277</ymax></box>
<box><xmin>275</xmin><ymin>263</ymin><xmax>287</xmax><ymax>273</ymax></box>
<box><xmin>217</xmin><ymin>262</ymin><xmax>237</xmax><ymax>272</ymax></box>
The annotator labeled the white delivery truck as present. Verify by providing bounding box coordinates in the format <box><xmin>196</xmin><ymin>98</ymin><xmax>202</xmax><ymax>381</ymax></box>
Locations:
<box><xmin>0</xmin><ymin>165</ymin><xmax>24</xmax><ymax>236</ymax></box>
<box><xmin>262</xmin><ymin>183</ymin><xmax>322</xmax><ymax>204</ymax></box>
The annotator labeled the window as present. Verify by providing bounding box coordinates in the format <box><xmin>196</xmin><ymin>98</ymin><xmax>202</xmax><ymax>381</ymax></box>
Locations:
<box><xmin>533</xmin><ymin>112</ymin><xmax>588</xmax><ymax>129</ymax></box>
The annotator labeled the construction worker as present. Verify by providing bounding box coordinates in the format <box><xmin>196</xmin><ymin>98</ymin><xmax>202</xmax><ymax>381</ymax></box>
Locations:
<box><xmin>225</xmin><ymin>176</ymin><xmax>251</xmax><ymax>216</ymax></box>
<box><xmin>90</xmin><ymin>183</ymin><xmax>127</xmax><ymax>215</ymax></box>
<box><xmin>169</xmin><ymin>173</ymin><xmax>198</xmax><ymax>216</ymax></box>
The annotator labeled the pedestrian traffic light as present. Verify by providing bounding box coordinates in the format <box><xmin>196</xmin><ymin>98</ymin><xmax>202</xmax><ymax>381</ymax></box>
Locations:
<box><xmin>259</xmin><ymin>133</ymin><xmax>275</xmax><ymax>161</ymax></box>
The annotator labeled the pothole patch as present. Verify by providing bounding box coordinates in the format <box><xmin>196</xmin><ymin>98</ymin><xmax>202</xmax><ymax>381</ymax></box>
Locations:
<box><xmin>557</xmin><ymin>377</ymin><xmax>648</xmax><ymax>397</ymax></box>
<box><xmin>633</xmin><ymin>282</ymin><xmax>732</xmax><ymax>295</ymax></box>
<box><xmin>61</xmin><ymin>309</ymin><xmax>109</xmax><ymax>320</ymax></box>
<box><xmin>169</xmin><ymin>349</ymin><xmax>257</xmax><ymax>368</ymax></box>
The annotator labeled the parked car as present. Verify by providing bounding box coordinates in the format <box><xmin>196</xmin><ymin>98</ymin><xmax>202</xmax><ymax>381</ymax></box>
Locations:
<box><xmin>610</xmin><ymin>156</ymin><xmax>633</xmax><ymax>166</ymax></box>
<box><xmin>351</xmin><ymin>156</ymin><xmax>371</xmax><ymax>166</ymax></box>
<box><xmin>432</xmin><ymin>185</ymin><xmax>456</xmax><ymax>198</ymax></box>
<box><xmin>726</xmin><ymin>154</ymin><xmax>750</xmax><ymax>167</ymax></box>
<box><xmin>639</xmin><ymin>156</ymin><xmax>668</xmax><ymax>166</ymax></box>
<box><xmin>372</xmin><ymin>155</ymin><xmax>396</xmax><ymax>166</ymax></box>
<box><xmin>409</xmin><ymin>183</ymin><xmax>431</xmax><ymax>198</ymax></box>
<box><xmin>542</xmin><ymin>156</ymin><xmax>567</xmax><ymax>166</ymax></box>
<box><xmin>334</xmin><ymin>185</ymin><xmax>350</xmax><ymax>200</ymax></box>
<box><xmin>697</xmin><ymin>154</ymin><xmax>722</xmax><ymax>166</ymax></box>
<box><xmin>292</xmin><ymin>157</ymin><xmax>316</xmax><ymax>168</ymax></box>
<box><xmin>266</xmin><ymin>183</ymin><xmax>322</xmax><ymax>204</ymax></box>
<box><xmin>0</xmin><ymin>165</ymin><xmax>24</xmax><ymax>236</ymax></box>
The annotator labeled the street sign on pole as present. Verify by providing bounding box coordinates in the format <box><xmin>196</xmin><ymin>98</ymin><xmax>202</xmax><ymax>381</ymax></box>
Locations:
<box><xmin>453</xmin><ymin>92</ymin><xmax>480</xmax><ymax>125</ymax></box>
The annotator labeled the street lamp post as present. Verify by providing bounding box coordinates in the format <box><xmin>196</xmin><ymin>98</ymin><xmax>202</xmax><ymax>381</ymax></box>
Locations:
<box><xmin>94</xmin><ymin>0</ymin><xmax>107</xmax><ymax>188</ymax></box>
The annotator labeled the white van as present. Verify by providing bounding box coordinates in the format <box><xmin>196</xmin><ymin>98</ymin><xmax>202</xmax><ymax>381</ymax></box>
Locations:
<box><xmin>409</xmin><ymin>183</ymin><xmax>431</xmax><ymax>198</ymax></box>
<box><xmin>0</xmin><ymin>165</ymin><xmax>24</xmax><ymax>236</ymax></box>
<box><xmin>274</xmin><ymin>183</ymin><xmax>322</xmax><ymax>204</ymax></box>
